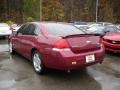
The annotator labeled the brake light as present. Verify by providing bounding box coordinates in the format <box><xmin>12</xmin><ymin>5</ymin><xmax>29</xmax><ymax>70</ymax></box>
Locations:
<box><xmin>54</xmin><ymin>39</ymin><xmax>69</xmax><ymax>49</ymax></box>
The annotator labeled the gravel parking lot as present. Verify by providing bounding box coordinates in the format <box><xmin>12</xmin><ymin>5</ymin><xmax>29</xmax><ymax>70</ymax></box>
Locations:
<box><xmin>0</xmin><ymin>39</ymin><xmax>120</xmax><ymax>90</ymax></box>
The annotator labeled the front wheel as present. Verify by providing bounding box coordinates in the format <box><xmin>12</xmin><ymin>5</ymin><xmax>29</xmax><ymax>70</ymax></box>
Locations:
<box><xmin>32</xmin><ymin>51</ymin><xmax>46</xmax><ymax>74</ymax></box>
<box><xmin>9</xmin><ymin>41</ymin><xmax>15</xmax><ymax>54</ymax></box>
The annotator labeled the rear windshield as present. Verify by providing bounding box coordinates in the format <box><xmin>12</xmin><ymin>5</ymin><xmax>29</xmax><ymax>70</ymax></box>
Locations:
<box><xmin>44</xmin><ymin>23</ymin><xmax>85</xmax><ymax>36</ymax></box>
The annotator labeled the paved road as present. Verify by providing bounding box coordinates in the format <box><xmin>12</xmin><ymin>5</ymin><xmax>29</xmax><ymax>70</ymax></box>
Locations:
<box><xmin>0</xmin><ymin>39</ymin><xmax>120</xmax><ymax>90</ymax></box>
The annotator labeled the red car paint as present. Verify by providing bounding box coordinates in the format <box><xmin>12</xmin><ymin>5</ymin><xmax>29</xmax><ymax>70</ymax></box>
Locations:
<box><xmin>102</xmin><ymin>33</ymin><xmax>120</xmax><ymax>53</ymax></box>
<box><xmin>10</xmin><ymin>22</ymin><xmax>105</xmax><ymax>70</ymax></box>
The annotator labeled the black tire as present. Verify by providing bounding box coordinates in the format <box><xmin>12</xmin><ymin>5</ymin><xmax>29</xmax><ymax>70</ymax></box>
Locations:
<box><xmin>32</xmin><ymin>50</ymin><xmax>46</xmax><ymax>74</ymax></box>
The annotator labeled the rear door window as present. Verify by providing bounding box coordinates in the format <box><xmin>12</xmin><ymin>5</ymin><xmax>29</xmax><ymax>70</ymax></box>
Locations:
<box><xmin>26</xmin><ymin>24</ymin><xmax>36</xmax><ymax>35</ymax></box>
<box><xmin>17</xmin><ymin>24</ymin><xmax>39</xmax><ymax>35</ymax></box>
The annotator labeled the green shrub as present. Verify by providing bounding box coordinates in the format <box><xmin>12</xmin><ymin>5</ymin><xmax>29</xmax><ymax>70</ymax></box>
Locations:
<box><xmin>6</xmin><ymin>20</ymin><xmax>14</xmax><ymax>25</ymax></box>
<box><xmin>27</xmin><ymin>17</ymin><xmax>34</xmax><ymax>22</ymax></box>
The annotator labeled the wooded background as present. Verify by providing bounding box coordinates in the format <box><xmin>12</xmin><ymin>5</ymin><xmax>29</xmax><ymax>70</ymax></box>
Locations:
<box><xmin>0</xmin><ymin>0</ymin><xmax>120</xmax><ymax>23</ymax></box>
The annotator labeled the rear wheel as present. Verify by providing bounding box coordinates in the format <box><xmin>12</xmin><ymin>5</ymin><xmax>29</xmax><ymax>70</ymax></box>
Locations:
<box><xmin>32</xmin><ymin>51</ymin><xmax>46</xmax><ymax>74</ymax></box>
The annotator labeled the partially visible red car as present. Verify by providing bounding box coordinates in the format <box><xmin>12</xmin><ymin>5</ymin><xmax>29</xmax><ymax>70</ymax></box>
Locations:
<box><xmin>9</xmin><ymin>22</ymin><xmax>105</xmax><ymax>74</ymax></box>
<box><xmin>102</xmin><ymin>33</ymin><xmax>120</xmax><ymax>53</ymax></box>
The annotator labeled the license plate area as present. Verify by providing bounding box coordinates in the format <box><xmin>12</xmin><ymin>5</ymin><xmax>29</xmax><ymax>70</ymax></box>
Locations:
<box><xmin>86</xmin><ymin>54</ymin><xmax>95</xmax><ymax>63</ymax></box>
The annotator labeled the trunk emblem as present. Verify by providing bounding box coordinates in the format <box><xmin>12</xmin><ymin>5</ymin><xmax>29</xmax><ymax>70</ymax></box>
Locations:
<box><xmin>112</xmin><ymin>41</ymin><xmax>116</xmax><ymax>44</ymax></box>
<box><xmin>86</xmin><ymin>41</ymin><xmax>91</xmax><ymax>43</ymax></box>
<box><xmin>72</xmin><ymin>61</ymin><xmax>77</xmax><ymax>65</ymax></box>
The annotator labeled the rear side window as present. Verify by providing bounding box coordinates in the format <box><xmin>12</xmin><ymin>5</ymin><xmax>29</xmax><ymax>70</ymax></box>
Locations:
<box><xmin>44</xmin><ymin>23</ymin><xmax>85</xmax><ymax>36</ymax></box>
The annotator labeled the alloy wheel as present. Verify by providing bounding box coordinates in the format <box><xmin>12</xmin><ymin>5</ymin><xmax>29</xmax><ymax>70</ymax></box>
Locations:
<box><xmin>33</xmin><ymin>53</ymin><xmax>42</xmax><ymax>72</ymax></box>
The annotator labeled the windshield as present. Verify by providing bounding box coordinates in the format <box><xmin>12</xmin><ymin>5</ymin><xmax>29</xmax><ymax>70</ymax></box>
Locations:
<box><xmin>86</xmin><ymin>26</ymin><xmax>104</xmax><ymax>33</ymax></box>
<box><xmin>95</xmin><ymin>27</ymin><xmax>105</xmax><ymax>31</ymax></box>
<box><xmin>44</xmin><ymin>23</ymin><xmax>85</xmax><ymax>36</ymax></box>
<box><xmin>104</xmin><ymin>27</ymin><xmax>119</xmax><ymax>33</ymax></box>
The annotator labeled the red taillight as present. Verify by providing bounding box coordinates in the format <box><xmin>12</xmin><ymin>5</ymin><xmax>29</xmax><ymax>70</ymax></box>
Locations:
<box><xmin>54</xmin><ymin>39</ymin><xmax>69</xmax><ymax>49</ymax></box>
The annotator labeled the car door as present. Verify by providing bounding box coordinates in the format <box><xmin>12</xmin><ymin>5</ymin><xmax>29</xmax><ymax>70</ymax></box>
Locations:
<box><xmin>12</xmin><ymin>24</ymin><xmax>28</xmax><ymax>54</ymax></box>
<box><xmin>20</xmin><ymin>24</ymin><xmax>39</xmax><ymax>59</ymax></box>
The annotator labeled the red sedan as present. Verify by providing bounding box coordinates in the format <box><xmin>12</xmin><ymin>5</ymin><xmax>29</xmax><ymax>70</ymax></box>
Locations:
<box><xmin>102</xmin><ymin>33</ymin><xmax>120</xmax><ymax>53</ymax></box>
<box><xmin>9</xmin><ymin>22</ymin><xmax>105</xmax><ymax>74</ymax></box>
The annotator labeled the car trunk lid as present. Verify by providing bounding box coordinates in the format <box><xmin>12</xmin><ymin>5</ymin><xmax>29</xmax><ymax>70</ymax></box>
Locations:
<box><xmin>63</xmin><ymin>34</ymin><xmax>101</xmax><ymax>53</ymax></box>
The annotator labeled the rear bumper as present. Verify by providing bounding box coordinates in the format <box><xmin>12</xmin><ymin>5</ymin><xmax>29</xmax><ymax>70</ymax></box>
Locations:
<box><xmin>43</xmin><ymin>47</ymin><xmax>105</xmax><ymax>70</ymax></box>
<box><xmin>102</xmin><ymin>40</ymin><xmax>120</xmax><ymax>53</ymax></box>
